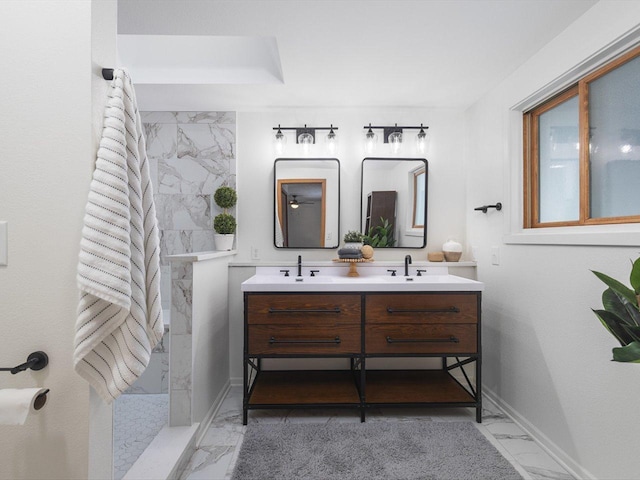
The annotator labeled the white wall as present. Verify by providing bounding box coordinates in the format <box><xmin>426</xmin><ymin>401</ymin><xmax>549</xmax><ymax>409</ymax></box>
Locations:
<box><xmin>465</xmin><ymin>2</ymin><xmax>640</xmax><ymax>478</ymax></box>
<box><xmin>0</xmin><ymin>1</ymin><xmax>115</xmax><ymax>479</ymax></box>
<box><xmin>236</xmin><ymin>108</ymin><xmax>468</xmax><ymax>263</ymax></box>
<box><xmin>192</xmin><ymin>259</ymin><xmax>231</xmax><ymax>423</ymax></box>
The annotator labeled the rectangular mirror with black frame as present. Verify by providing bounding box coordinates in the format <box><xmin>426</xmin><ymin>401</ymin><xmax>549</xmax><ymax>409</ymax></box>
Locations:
<box><xmin>274</xmin><ymin>158</ymin><xmax>340</xmax><ymax>249</ymax></box>
<box><xmin>361</xmin><ymin>157</ymin><xmax>427</xmax><ymax>248</ymax></box>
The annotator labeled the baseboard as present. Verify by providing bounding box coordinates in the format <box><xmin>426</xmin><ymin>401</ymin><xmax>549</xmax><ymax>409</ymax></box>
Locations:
<box><xmin>483</xmin><ymin>386</ymin><xmax>595</xmax><ymax>480</ymax></box>
<box><xmin>230</xmin><ymin>376</ymin><xmax>243</xmax><ymax>387</ymax></box>
<box><xmin>195</xmin><ymin>380</ymin><xmax>231</xmax><ymax>446</ymax></box>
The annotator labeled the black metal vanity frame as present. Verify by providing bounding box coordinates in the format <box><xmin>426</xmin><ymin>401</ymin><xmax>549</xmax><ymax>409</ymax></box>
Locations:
<box><xmin>242</xmin><ymin>290</ymin><xmax>482</xmax><ymax>424</ymax></box>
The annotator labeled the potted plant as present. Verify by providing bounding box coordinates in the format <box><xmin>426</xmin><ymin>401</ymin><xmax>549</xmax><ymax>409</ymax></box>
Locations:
<box><xmin>592</xmin><ymin>257</ymin><xmax>640</xmax><ymax>362</ymax></box>
<box><xmin>213</xmin><ymin>185</ymin><xmax>237</xmax><ymax>251</ymax></box>
<box><xmin>363</xmin><ymin>217</ymin><xmax>396</xmax><ymax>248</ymax></box>
<box><xmin>343</xmin><ymin>230</ymin><xmax>364</xmax><ymax>249</ymax></box>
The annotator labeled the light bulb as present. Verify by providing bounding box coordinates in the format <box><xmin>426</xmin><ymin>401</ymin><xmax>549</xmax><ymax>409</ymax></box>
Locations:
<box><xmin>365</xmin><ymin>124</ymin><xmax>377</xmax><ymax>154</ymax></box>
<box><xmin>388</xmin><ymin>131</ymin><xmax>402</xmax><ymax>154</ymax></box>
<box><xmin>274</xmin><ymin>125</ymin><xmax>286</xmax><ymax>155</ymax></box>
<box><xmin>298</xmin><ymin>132</ymin><xmax>314</xmax><ymax>155</ymax></box>
<box><xmin>325</xmin><ymin>125</ymin><xmax>338</xmax><ymax>154</ymax></box>
<box><xmin>416</xmin><ymin>124</ymin><xmax>429</xmax><ymax>154</ymax></box>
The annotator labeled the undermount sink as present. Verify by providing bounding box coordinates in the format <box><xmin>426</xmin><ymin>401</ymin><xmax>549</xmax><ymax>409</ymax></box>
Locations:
<box><xmin>241</xmin><ymin>271</ymin><xmax>483</xmax><ymax>292</ymax></box>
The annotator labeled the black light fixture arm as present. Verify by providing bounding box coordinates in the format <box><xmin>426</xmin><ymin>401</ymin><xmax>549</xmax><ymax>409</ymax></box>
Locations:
<box><xmin>474</xmin><ymin>202</ymin><xmax>503</xmax><ymax>213</ymax></box>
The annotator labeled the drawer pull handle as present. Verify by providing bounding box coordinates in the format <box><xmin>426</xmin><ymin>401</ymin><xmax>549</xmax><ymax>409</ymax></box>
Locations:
<box><xmin>268</xmin><ymin>307</ymin><xmax>341</xmax><ymax>314</ymax></box>
<box><xmin>386</xmin><ymin>336</ymin><xmax>459</xmax><ymax>344</ymax></box>
<box><xmin>269</xmin><ymin>336</ymin><xmax>341</xmax><ymax>344</ymax></box>
<box><xmin>386</xmin><ymin>306</ymin><xmax>460</xmax><ymax>314</ymax></box>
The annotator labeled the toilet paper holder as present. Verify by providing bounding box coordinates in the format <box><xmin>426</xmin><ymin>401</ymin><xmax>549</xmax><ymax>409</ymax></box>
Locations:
<box><xmin>1</xmin><ymin>351</ymin><xmax>50</xmax><ymax>409</ymax></box>
<box><xmin>0</xmin><ymin>351</ymin><xmax>49</xmax><ymax>374</ymax></box>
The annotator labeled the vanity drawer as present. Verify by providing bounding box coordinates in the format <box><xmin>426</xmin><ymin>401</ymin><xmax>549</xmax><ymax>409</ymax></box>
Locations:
<box><xmin>248</xmin><ymin>324</ymin><xmax>361</xmax><ymax>355</ymax></box>
<box><xmin>365</xmin><ymin>324</ymin><xmax>477</xmax><ymax>354</ymax></box>
<box><xmin>365</xmin><ymin>293</ymin><xmax>478</xmax><ymax>324</ymax></box>
<box><xmin>247</xmin><ymin>294</ymin><xmax>361</xmax><ymax>325</ymax></box>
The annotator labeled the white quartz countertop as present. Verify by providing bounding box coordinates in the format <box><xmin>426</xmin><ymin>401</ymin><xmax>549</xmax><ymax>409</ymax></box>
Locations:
<box><xmin>241</xmin><ymin>266</ymin><xmax>484</xmax><ymax>292</ymax></box>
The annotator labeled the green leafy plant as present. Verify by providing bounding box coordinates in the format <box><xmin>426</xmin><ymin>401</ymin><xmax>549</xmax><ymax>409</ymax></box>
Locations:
<box><xmin>343</xmin><ymin>230</ymin><xmax>363</xmax><ymax>243</ymax></box>
<box><xmin>213</xmin><ymin>213</ymin><xmax>236</xmax><ymax>234</ymax></box>
<box><xmin>213</xmin><ymin>186</ymin><xmax>237</xmax><ymax>210</ymax></box>
<box><xmin>363</xmin><ymin>218</ymin><xmax>396</xmax><ymax>248</ymax></box>
<box><xmin>213</xmin><ymin>185</ymin><xmax>237</xmax><ymax>234</ymax></box>
<box><xmin>592</xmin><ymin>257</ymin><xmax>640</xmax><ymax>362</ymax></box>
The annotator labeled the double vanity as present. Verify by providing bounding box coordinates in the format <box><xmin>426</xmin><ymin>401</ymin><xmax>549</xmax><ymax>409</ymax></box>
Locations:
<box><xmin>241</xmin><ymin>264</ymin><xmax>484</xmax><ymax>424</ymax></box>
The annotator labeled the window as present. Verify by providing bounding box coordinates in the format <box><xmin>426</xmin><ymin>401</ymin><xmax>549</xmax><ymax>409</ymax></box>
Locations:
<box><xmin>412</xmin><ymin>168</ymin><xmax>425</xmax><ymax>228</ymax></box>
<box><xmin>523</xmin><ymin>44</ymin><xmax>640</xmax><ymax>228</ymax></box>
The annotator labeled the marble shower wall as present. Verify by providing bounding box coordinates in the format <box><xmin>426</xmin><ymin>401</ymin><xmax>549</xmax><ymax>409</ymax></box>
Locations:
<box><xmin>142</xmin><ymin>111</ymin><xmax>236</xmax><ymax>308</ymax></box>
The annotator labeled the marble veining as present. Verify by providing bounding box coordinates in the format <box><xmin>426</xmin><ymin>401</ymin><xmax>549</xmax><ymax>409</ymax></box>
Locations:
<box><xmin>179</xmin><ymin>387</ymin><xmax>576</xmax><ymax>480</ymax></box>
<box><xmin>142</xmin><ymin>110</ymin><xmax>236</xmax><ymax>256</ymax></box>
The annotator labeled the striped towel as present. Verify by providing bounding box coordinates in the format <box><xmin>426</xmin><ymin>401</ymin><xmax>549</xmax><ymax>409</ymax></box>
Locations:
<box><xmin>74</xmin><ymin>69</ymin><xmax>163</xmax><ymax>404</ymax></box>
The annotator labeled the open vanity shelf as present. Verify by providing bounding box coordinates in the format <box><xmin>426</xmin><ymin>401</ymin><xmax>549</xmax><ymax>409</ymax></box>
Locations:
<box><xmin>242</xmin><ymin>289</ymin><xmax>482</xmax><ymax>424</ymax></box>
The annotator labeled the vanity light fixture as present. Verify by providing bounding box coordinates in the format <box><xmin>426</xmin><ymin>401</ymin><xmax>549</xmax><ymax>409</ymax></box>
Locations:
<box><xmin>272</xmin><ymin>124</ymin><xmax>339</xmax><ymax>154</ymax></box>
<box><xmin>363</xmin><ymin>123</ymin><xmax>429</xmax><ymax>154</ymax></box>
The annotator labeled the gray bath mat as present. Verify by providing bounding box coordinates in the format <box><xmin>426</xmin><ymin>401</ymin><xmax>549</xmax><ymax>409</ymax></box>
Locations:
<box><xmin>231</xmin><ymin>421</ymin><xmax>523</xmax><ymax>479</ymax></box>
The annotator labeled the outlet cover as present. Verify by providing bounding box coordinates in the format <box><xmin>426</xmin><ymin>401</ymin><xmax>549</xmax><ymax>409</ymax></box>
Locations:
<box><xmin>491</xmin><ymin>246</ymin><xmax>500</xmax><ymax>266</ymax></box>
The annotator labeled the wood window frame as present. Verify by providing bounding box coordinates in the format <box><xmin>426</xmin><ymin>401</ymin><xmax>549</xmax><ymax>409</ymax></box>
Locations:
<box><xmin>523</xmin><ymin>44</ymin><xmax>640</xmax><ymax>229</ymax></box>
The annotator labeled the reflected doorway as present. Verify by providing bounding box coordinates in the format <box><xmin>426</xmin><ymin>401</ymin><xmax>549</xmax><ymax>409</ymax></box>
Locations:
<box><xmin>276</xmin><ymin>179</ymin><xmax>326</xmax><ymax>247</ymax></box>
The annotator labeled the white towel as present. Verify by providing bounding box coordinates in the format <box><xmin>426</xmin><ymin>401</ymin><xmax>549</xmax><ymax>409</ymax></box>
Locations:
<box><xmin>74</xmin><ymin>69</ymin><xmax>163</xmax><ymax>404</ymax></box>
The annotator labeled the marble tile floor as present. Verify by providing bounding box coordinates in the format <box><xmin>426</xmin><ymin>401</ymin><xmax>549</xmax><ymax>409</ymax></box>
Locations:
<box><xmin>180</xmin><ymin>386</ymin><xmax>574</xmax><ymax>480</ymax></box>
<box><xmin>114</xmin><ymin>393</ymin><xmax>169</xmax><ymax>480</ymax></box>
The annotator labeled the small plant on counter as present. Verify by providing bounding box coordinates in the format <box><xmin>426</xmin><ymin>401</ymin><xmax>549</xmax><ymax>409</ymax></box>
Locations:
<box><xmin>592</xmin><ymin>257</ymin><xmax>640</xmax><ymax>362</ymax></box>
<box><xmin>343</xmin><ymin>230</ymin><xmax>364</xmax><ymax>243</ymax></box>
<box><xmin>213</xmin><ymin>185</ymin><xmax>237</xmax><ymax>250</ymax></box>
<box><xmin>364</xmin><ymin>217</ymin><xmax>396</xmax><ymax>248</ymax></box>
<box><xmin>213</xmin><ymin>185</ymin><xmax>237</xmax><ymax>234</ymax></box>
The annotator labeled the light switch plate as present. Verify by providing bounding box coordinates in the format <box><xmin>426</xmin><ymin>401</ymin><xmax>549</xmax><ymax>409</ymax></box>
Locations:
<box><xmin>0</xmin><ymin>221</ymin><xmax>7</xmax><ymax>266</ymax></box>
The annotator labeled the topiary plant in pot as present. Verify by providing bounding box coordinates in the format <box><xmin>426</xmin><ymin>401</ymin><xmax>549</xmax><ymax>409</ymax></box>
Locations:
<box><xmin>592</xmin><ymin>257</ymin><xmax>640</xmax><ymax>362</ymax></box>
<box><xmin>213</xmin><ymin>185</ymin><xmax>237</xmax><ymax>251</ymax></box>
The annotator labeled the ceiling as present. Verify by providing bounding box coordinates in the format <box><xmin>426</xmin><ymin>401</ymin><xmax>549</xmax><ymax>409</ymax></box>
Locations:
<box><xmin>117</xmin><ymin>0</ymin><xmax>598</xmax><ymax>111</ymax></box>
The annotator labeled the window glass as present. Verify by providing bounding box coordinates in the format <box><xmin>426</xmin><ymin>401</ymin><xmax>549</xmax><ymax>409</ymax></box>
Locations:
<box><xmin>413</xmin><ymin>170</ymin><xmax>425</xmax><ymax>227</ymax></box>
<box><xmin>538</xmin><ymin>96</ymin><xmax>580</xmax><ymax>223</ymax></box>
<box><xmin>588</xmin><ymin>55</ymin><xmax>640</xmax><ymax>219</ymax></box>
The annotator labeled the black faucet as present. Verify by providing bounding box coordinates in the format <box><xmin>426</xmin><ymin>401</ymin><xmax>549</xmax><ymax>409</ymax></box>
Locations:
<box><xmin>297</xmin><ymin>255</ymin><xmax>302</xmax><ymax>277</ymax></box>
<box><xmin>404</xmin><ymin>255</ymin><xmax>412</xmax><ymax>276</ymax></box>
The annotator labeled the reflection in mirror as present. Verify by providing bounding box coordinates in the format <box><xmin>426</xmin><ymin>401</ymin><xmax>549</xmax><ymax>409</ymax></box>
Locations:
<box><xmin>361</xmin><ymin>157</ymin><xmax>427</xmax><ymax>248</ymax></box>
<box><xmin>274</xmin><ymin>158</ymin><xmax>340</xmax><ymax>248</ymax></box>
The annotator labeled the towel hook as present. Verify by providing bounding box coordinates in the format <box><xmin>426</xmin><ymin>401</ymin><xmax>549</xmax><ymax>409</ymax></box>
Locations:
<box><xmin>0</xmin><ymin>351</ymin><xmax>49</xmax><ymax>374</ymax></box>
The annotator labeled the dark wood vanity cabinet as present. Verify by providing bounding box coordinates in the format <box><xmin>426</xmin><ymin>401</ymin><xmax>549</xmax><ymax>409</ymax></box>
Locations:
<box><xmin>243</xmin><ymin>291</ymin><xmax>481</xmax><ymax>424</ymax></box>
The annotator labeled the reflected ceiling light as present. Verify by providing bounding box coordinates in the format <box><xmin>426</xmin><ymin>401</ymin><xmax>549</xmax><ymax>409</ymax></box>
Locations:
<box><xmin>274</xmin><ymin>124</ymin><xmax>286</xmax><ymax>155</ymax></box>
<box><xmin>363</xmin><ymin>123</ymin><xmax>429</xmax><ymax>156</ymax></box>
<box><xmin>272</xmin><ymin>124</ymin><xmax>339</xmax><ymax>155</ymax></box>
